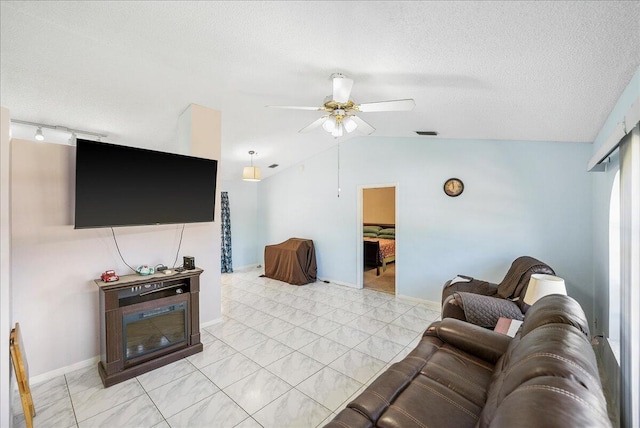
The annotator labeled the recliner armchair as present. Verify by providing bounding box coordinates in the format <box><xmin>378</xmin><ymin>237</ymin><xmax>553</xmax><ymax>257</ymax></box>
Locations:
<box><xmin>441</xmin><ymin>256</ymin><xmax>555</xmax><ymax>328</ymax></box>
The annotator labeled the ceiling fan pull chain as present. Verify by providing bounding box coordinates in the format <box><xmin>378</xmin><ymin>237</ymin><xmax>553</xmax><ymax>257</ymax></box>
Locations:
<box><xmin>337</xmin><ymin>142</ymin><xmax>341</xmax><ymax>198</ymax></box>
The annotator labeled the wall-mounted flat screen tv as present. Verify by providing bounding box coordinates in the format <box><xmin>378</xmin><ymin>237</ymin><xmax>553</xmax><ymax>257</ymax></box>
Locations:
<box><xmin>75</xmin><ymin>139</ymin><xmax>218</xmax><ymax>229</ymax></box>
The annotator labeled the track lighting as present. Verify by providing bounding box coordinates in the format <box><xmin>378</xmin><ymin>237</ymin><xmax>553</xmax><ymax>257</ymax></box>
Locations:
<box><xmin>11</xmin><ymin>119</ymin><xmax>108</xmax><ymax>144</ymax></box>
<box><xmin>35</xmin><ymin>127</ymin><xmax>45</xmax><ymax>141</ymax></box>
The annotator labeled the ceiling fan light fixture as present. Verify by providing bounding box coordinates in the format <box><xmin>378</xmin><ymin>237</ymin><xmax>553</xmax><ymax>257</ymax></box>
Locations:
<box><xmin>322</xmin><ymin>116</ymin><xmax>336</xmax><ymax>132</ymax></box>
<box><xmin>343</xmin><ymin>116</ymin><xmax>357</xmax><ymax>133</ymax></box>
<box><xmin>332</xmin><ymin>123</ymin><xmax>344</xmax><ymax>138</ymax></box>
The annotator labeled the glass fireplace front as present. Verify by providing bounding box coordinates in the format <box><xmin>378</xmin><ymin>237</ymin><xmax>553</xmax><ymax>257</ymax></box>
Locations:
<box><xmin>122</xmin><ymin>301</ymin><xmax>188</xmax><ymax>362</ymax></box>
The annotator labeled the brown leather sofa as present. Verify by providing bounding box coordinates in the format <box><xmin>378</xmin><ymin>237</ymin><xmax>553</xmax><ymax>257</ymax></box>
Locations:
<box><xmin>325</xmin><ymin>294</ymin><xmax>611</xmax><ymax>428</ymax></box>
<box><xmin>441</xmin><ymin>256</ymin><xmax>555</xmax><ymax>327</ymax></box>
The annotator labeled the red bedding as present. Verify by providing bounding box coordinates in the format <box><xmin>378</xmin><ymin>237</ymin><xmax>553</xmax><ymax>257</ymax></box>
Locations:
<box><xmin>363</xmin><ymin>237</ymin><xmax>395</xmax><ymax>261</ymax></box>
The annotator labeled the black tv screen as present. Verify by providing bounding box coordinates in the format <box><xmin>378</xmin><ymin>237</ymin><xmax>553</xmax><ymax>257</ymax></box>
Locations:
<box><xmin>75</xmin><ymin>139</ymin><xmax>218</xmax><ymax>229</ymax></box>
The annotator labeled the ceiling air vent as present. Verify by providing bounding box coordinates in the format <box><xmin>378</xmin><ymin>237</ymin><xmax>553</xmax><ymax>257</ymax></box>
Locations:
<box><xmin>268</xmin><ymin>164</ymin><xmax>279</xmax><ymax>168</ymax></box>
<box><xmin>415</xmin><ymin>131</ymin><xmax>438</xmax><ymax>136</ymax></box>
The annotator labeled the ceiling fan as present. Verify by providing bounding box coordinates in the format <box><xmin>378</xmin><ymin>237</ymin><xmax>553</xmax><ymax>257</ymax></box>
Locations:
<box><xmin>267</xmin><ymin>73</ymin><xmax>415</xmax><ymax>137</ymax></box>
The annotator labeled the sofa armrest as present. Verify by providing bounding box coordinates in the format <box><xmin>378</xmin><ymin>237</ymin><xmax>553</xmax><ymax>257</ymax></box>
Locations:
<box><xmin>454</xmin><ymin>292</ymin><xmax>524</xmax><ymax>328</ymax></box>
<box><xmin>432</xmin><ymin>318</ymin><xmax>512</xmax><ymax>364</ymax></box>
<box><xmin>441</xmin><ymin>277</ymin><xmax>498</xmax><ymax>305</ymax></box>
<box><xmin>324</xmin><ymin>408</ymin><xmax>373</xmax><ymax>428</ymax></box>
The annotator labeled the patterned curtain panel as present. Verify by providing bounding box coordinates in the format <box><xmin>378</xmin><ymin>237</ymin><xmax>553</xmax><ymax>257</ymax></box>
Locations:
<box><xmin>220</xmin><ymin>191</ymin><xmax>233</xmax><ymax>273</ymax></box>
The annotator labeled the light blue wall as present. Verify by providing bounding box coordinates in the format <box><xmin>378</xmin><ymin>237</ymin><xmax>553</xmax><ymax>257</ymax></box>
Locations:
<box><xmin>591</xmin><ymin>66</ymin><xmax>639</xmax><ymax>336</ymax></box>
<box><xmin>257</xmin><ymin>137</ymin><xmax>594</xmax><ymax>320</ymax></box>
<box><xmin>220</xmin><ymin>179</ymin><xmax>259</xmax><ymax>270</ymax></box>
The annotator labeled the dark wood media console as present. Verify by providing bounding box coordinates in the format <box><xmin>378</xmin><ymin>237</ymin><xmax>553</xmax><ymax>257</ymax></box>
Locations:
<box><xmin>95</xmin><ymin>268</ymin><xmax>204</xmax><ymax>387</ymax></box>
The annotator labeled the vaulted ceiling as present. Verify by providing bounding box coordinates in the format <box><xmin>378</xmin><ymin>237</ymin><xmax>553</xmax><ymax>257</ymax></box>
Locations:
<box><xmin>1</xmin><ymin>1</ymin><xmax>639</xmax><ymax>180</ymax></box>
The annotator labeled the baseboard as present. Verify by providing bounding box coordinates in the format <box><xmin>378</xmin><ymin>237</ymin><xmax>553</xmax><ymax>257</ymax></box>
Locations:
<box><xmin>593</xmin><ymin>336</ymin><xmax>620</xmax><ymax>426</ymax></box>
<box><xmin>396</xmin><ymin>294</ymin><xmax>441</xmax><ymax>311</ymax></box>
<box><xmin>30</xmin><ymin>319</ymin><xmax>223</xmax><ymax>386</ymax></box>
<box><xmin>230</xmin><ymin>264</ymin><xmax>262</xmax><ymax>272</ymax></box>
<box><xmin>318</xmin><ymin>277</ymin><xmax>359</xmax><ymax>289</ymax></box>
<box><xmin>201</xmin><ymin>317</ymin><xmax>222</xmax><ymax>328</ymax></box>
<box><xmin>30</xmin><ymin>355</ymin><xmax>100</xmax><ymax>386</ymax></box>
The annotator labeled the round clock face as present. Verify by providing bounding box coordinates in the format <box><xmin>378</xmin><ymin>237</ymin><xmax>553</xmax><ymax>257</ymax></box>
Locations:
<box><xmin>444</xmin><ymin>178</ymin><xmax>464</xmax><ymax>197</ymax></box>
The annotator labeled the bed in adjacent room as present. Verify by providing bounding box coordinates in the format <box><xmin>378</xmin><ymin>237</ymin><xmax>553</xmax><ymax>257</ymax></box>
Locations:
<box><xmin>363</xmin><ymin>224</ymin><xmax>395</xmax><ymax>276</ymax></box>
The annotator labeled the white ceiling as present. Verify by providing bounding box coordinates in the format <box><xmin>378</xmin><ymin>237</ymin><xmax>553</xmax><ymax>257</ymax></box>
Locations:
<box><xmin>1</xmin><ymin>1</ymin><xmax>639</xmax><ymax>180</ymax></box>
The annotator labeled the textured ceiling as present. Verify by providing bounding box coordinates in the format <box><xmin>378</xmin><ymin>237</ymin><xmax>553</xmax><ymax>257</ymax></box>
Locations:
<box><xmin>1</xmin><ymin>1</ymin><xmax>639</xmax><ymax>180</ymax></box>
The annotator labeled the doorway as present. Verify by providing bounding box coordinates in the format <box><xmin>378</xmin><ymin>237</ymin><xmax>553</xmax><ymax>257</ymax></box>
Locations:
<box><xmin>358</xmin><ymin>185</ymin><xmax>396</xmax><ymax>295</ymax></box>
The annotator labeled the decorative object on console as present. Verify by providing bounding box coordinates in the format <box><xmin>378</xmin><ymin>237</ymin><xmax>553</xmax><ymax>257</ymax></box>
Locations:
<box><xmin>183</xmin><ymin>256</ymin><xmax>195</xmax><ymax>270</ymax></box>
<box><xmin>100</xmin><ymin>270</ymin><xmax>119</xmax><ymax>282</ymax></box>
<box><xmin>242</xmin><ymin>150</ymin><xmax>261</xmax><ymax>181</ymax></box>
<box><xmin>135</xmin><ymin>265</ymin><xmax>155</xmax><ymax>275</ymax></box>
<box><xmin>523</xmin><ymin>273</ymin><xmax>567</xmax><ymax>305</ymax></box>
<box><xmin>444</xmin><ymin>177</ymin><xmax>464</xmax><ymax>197</ymax></box>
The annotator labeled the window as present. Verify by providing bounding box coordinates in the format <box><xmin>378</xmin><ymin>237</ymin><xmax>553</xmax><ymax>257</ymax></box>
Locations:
<box><xmin>608</xmin><ymin>170</ymin><xmax>620</xmax><ymax>361</ymax></box>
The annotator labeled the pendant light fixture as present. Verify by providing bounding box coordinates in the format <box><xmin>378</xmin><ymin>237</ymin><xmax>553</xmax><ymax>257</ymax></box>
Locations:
<box><xmin>242</xmin><ymin>150</ymin><xmax>261</xmax><ymax>182</ymax></box>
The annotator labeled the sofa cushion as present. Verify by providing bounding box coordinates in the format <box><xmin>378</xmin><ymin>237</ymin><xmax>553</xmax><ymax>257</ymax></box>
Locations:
<box><xmin>488</xmin><ymin>377</ymin><xmax>612</xmax><ymax>428</ymax></box>
<box><xmin>377</xmin><ymin>376</ymin><xmax>483</xmax><ymax>428</ymax></box>
<box><xmin>348</xmin><ymin>357</ymin><xmax>427</xmax><ymax>423</ymax></box>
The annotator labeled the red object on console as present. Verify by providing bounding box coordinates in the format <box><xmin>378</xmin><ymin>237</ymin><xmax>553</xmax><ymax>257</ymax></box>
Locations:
<box><xmin>100</xmin><ymin>270</ymin><xmax>119</xmax><ymax>282</ymax></box>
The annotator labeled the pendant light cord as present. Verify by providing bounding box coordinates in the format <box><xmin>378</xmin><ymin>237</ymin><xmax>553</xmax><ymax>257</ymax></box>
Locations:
<box><xmin>337</xmin><ymin>143</ymin><xmax>341</xmax><ymax>198</ymax></box>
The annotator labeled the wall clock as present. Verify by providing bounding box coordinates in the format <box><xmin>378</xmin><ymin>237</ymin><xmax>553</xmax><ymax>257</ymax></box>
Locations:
<box><xmin>444</xmin><ymin>178</ymin><xmax>464</xmax><ymax>197</ymax></box>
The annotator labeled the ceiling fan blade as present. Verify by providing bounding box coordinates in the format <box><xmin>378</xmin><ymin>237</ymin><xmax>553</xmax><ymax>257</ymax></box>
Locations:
<box><xmin>298</xmin><ymin>116</ymin><xmax>328</xmax><ymax>133</ymax></box>
<box><xmin>351</xmin><ymin>115</ymin><xmax>376</xmax><ymax>135</ymax></box>
<box><xmin>332</xmin><ymin>76</ymin><xmax>354</xmax><ymax>103</ymax></box>
<box><xmin>356</xmin><ymin>99</ymin><xmax>415</xmax><ymax>113</ymax></box>
<box><xmin>266</xmin><ymin>105</ymin><xmax>324</xmax><ymax>111</ymax></box>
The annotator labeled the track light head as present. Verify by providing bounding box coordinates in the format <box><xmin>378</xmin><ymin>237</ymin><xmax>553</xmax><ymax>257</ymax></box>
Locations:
<box><xmin>35</xmin><ymin>127</ymin><xmax>45</xmax><ymax>141</ymax></box>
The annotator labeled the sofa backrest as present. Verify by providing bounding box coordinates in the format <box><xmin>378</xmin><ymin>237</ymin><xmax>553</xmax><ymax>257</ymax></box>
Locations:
<box><xmin>478</xmin><ymin>294</ymin><xmax>611</xmax><ymax>428</ymax></box>
<box><xmin>496</xmin><ymin>256</ymin><xmax>555</xmax><ymax>309</ymax></box>
<box><xmin>519</xmin><ymin>294</ymin><xmax>590</xmax><ymax>337</ymax></box>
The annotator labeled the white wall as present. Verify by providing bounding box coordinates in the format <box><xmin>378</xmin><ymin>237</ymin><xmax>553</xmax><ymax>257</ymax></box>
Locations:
<box><xmin>257</xmin><ymin>138</ymin><xmax>595</xmax><ymax>320</ymax></box>
<box><xmin>220</xmin><ymin>179</ymin><xmax>259</xmax><ymax>269</ymax></box>
<box><xmin>8</xmin><ymin>105</ymin><xmax>222</xmax><ymax>379</ymax></box>
<box><xmin>1</xmin><ymin>107</ymin><xmax>13</xmax><ymax>428</ymax></box>
<box><xmin>182</xmin><ymin>104</ymin><xmax>222</xmax><ymax>324</ymax></box>
<box><xmin>9</xmin><ymin>139</ymin><xmax>220</xmax><ymax>377</ymax></box>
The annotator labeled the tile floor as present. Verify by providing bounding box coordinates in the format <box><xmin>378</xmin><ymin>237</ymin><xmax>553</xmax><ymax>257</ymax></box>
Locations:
<box><xmin>14</xmin><ymin>267</ymin><xmax>441</xmax><ymax>428</ymax></box>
